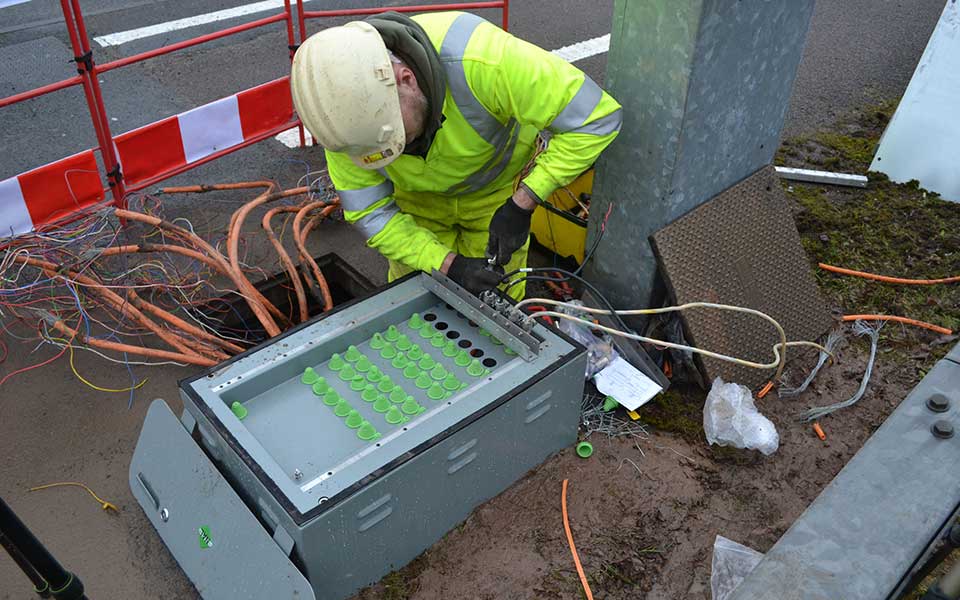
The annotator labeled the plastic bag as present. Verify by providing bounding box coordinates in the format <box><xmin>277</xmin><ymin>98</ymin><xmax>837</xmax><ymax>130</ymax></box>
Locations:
<box><xmin>556</xmin><ymin>301</ymin><xmax>617</xmax><ymax>378</ymax></box>
<box><xmin>710</xmin><ymin>535</ymin><xmax>764</xmax><ymax>600</ymax></box>
<box><xmin>703</xmin><ymin>378</ymin><xmax>779</xmax><ymax>455</ymax></box>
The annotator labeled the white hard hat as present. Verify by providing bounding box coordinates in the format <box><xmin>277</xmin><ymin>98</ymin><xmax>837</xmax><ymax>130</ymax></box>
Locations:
<box><xmin>291</xmin><ymin>22</ymin><xmax>404</xmax><ymax>170</ymax></box>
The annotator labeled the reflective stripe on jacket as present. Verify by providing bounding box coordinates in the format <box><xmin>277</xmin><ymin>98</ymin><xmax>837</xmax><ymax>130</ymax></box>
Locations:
<box><xmin>327</xmin><ymin>11</ymin><xmax>622</xmax><ymax>273</ymax></box>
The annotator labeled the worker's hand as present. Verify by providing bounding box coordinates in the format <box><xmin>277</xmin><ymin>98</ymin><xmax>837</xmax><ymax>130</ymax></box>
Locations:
<box><xmin>446</xmin><ymin>255</ymin><xmax>504</xmax><ymax>295</ymax></box>
<box><xmin>486</xmin><ymin>191</ymin><xmax>536</xmax><ymax>266</ymax></box>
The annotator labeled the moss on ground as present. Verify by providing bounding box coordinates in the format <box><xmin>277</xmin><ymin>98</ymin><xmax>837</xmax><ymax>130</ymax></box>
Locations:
<box><xmin>639</xmin><ymin>389</ymin><xmax>705</xmax><ymax>441</ymax></box>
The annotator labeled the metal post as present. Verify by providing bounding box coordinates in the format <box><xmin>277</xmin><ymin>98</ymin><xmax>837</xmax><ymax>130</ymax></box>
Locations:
<box><xmin>584</xmin><ymin>0</ymin><xmax>816</xmax><ymax>309</ymax></box>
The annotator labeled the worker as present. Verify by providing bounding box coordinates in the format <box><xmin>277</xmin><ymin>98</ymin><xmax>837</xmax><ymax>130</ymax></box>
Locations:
<box><xmin>290</xmin><ymin>11</ymin><xmax>621</xmax><ymax>298</ymax></box>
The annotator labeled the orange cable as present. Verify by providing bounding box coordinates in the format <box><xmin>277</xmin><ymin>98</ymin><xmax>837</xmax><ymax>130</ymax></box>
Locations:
<box><xmin>819</xmin><ymin>263</ymin><xmax>960</xmax><ymax>285</ymax></box>
<box><xmin>841</xmin><ymin>314</ymin><xmax>952</xmax><ymax>335</ymax></box>
<box><xmin>293</xmin><ymin>202</ymin><xmax>337</xmax><ymax>312</ymax></box>
<box><xmin>561</xmin><ymin>479</ymin><xmax>594</xmax><ymax>600</ymax></box>
<box><xmin>46</xmin><ymin>318</ymin><xmax>216</xmax><ymax>367</ymax></box>
<box><xmin>263</xmin><ymin>205</ymin><xmax>310</xmax><ymax>323</ymax></box>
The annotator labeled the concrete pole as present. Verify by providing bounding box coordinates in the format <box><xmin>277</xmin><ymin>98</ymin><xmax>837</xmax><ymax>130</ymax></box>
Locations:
<box><xmin>585</xmin><ymin>0</ymin><xmax>816</xmax><ymax>309</ymax></box>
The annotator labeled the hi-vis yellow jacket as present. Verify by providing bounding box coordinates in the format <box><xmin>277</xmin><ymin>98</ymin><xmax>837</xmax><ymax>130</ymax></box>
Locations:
<box><xmin>326</xmin><ymin>11</ymin><xmax>622</xmax><ymax>273</ymax></box>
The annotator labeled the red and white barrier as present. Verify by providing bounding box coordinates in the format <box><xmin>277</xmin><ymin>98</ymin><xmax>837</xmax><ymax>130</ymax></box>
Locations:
<box><xmin>0</xmin><ymin>150</ymin><xmax>104</xmax><ymax>238</ymax></box>
<box><xmin>114</xmin><ymin>77</ymin><xmax>294</xmax><ymax>186</ymax></box>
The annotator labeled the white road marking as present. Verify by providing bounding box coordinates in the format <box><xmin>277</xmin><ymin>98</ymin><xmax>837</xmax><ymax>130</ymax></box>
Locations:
<box><xmin>94</xmin><ymin>0</ymin><xmax>301</xmax><ymax>47</ymax></box>
<box><xmin>277</xmin><ymin>33</ymin><xmax>612</xmax><ymax>148</ymax></box>
<box><xmin>0</xmin><ymin>0</ymin><xmax>31</xmax><ymax>8</ymax></box>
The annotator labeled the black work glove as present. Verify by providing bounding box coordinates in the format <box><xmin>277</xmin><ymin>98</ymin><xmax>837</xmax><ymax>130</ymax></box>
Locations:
<box><xmin>486</xmin><ymin>196</ymin><xmax>535</xmax><ymax>266</ymax></box>
<box><xmin>446</xmin><ymin>255</ymin><xmax>504</xmax><ymax>295</ymax></box>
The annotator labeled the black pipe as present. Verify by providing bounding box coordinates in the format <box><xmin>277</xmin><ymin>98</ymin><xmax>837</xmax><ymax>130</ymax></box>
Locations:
<box><xmin>0</xmin><ymin>529</ymin><xmax>50</xmax><ymax>597</ymax></box>
<box><xmin>0</xmin><ymin>496</ymin><xmax>86</xmax><ymax>600</ymax></box>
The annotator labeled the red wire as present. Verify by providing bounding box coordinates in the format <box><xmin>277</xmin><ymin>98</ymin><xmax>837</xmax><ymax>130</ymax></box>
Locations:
<box><xmin>0</xmin><ymin>336</ymin><xmax>72</xmax><ymax>387</ymax></box>
<box><xmin>0</xmin><ymin>338</ymin><xmax>7</xmax><ymax>365</ymax></box>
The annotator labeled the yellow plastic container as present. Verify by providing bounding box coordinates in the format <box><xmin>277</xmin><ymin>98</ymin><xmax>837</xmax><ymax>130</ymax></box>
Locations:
<box><xmin>530</xmin><ymin>168</ymin><xmax>593</xmax><ymax>263</ymax></box>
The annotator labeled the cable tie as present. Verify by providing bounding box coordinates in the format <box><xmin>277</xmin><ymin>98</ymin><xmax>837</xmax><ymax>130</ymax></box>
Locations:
<box><xmin>73</xmin><ymin>50</ymin><xmax>94</xmax><ymax>74</ymax></box>
<box><xmin>106</xmin><ymin>165</ymin><xmax>123</xmax><ymax>185</ymax></box>
<box><xmin>288</xmin><ymin>44</ymin><xmax>300</xmax><ymax>52</ymax></box>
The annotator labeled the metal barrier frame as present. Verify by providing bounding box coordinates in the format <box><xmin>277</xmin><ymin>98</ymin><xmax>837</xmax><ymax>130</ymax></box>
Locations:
<box><xmin>0</xmin><ymin>0</ymin><xmax>509</xmax><ymax>220</ymax></box>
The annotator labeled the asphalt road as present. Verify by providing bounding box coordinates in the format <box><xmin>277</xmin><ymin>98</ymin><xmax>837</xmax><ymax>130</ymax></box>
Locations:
<box><xmin>0</xmin><ymin>1</ymin><xmax>948</xmax><ymax>598</ymax></box>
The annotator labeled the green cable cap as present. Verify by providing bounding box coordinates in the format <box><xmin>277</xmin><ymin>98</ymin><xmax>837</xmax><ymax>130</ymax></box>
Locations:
<box><xmin>311</xmin><ymin>377</ymin><xmax>329</xmax><ymax>395</ymax></box>
<box><xmin>442</xmin><ymin>341</ymin><xmax>459</xmax><ymax>357</ymax></box>
<box><xmin>389</xmin><ymin>387</ymin><xmax>407</xmax><ymax>403</ymax></box>
<box><xmin>370</xmin><ymin>332</ymin><xmax>386</xmax><ymax>350</ymax></box>
<box><xmin>455</xmin><ymin>351</ymin><xmax>472</xmax><ymax>367</ymax></box>
<box><xmin>350</xmin><ymin>376</ymin><xmax>366</xmax><ymax>391</ymax></box>
<box><xmin>396</xmin><ymin>335</ymin><xmax>412</xmax><ymax>351</ymax></box>
<box><xmin>300</xmin><ymin>367</ymin><xmax>319</xmax><ymax>385</ymax></box>
<box><xmin>428</xmin><ymin>382</ymin><xmax>445</xmax><ymax>401</ymax></box>
<box><xmin>384</xmin><ymin>324</ymin><xmax>401</xmax><ymax>342</ymax></box>
<box><xmin>230</xmin><ymin>401</ymin><xmax>247</xmax><ymax>420</ymax></box>
<box><xmin>418</xmin><ymin>324</ymin><xmax>435</xmax><ymax>339</ymax></box>
<box><xmin>357</xmin><ymin>421</ymin><xmax>380</xmax><ymax>441</ymax></box>
<box><xmin>345</xmin><ymin>345</ymin><xmax>361</xmax><ymax>362</ymax></box>
<box><xmin>345</xmin><ymin>410</ymin><xmax>363</xmax><ymax>429</ymax></box>
<box><xmin>430</xmin><ymin>364</ymin><xmax>448</xmax><ymax>381</ymax></box>
<box><xmin>479</xmin><ymin>328</ymin><xmax>491</xmax><ymax>337</ymax></box>
<box><xmin>328</xmin><ymin>353</ymin><xmax>344</xmax><ymax>371</ymax></box>
<box><xmin>491</xmin><ymin>337</ymin><xmax>504</xmax><ymax>346</ymax></box>
<box><xmin>355</xmin><ymin>356</ymin><xmax>372</xmax><ymax>372</ymax></box>
<box><xmin>603</xmin><ymin>396</ymin><xmax>619</xmax><ymax>412</ymax></box>
<box><xmin>334</xmin><ymin>399</ymin><xmax>352</xmax><ymax>417</ymax></box>
<box><xmin>401</xmin><ymin>397</ymin><xmax>423</xmax><ymax>415</ymax></box>
<box><xmin>338</xmin><ymin>364</ymin><xmax>357</xmax><ymax>381</ymax></box>
<box><xmin>323</xmin><ymin>389</ymin><xmax>340</xmax><ymax>406</ymax></box>
<box><xmin>418</xmin><ymin>355</ymin><xmax>436</xmax><ymax>370</ymax></box>
<box><xmin>415</xmin><ymin>372</ymin><xmax>432</xmax><ymax>389</ymax></box>
<box><xmin>373</xmin><ymin>396</ymin><xmax>391</xmax><ymax>413</ymax></box>
<box><xmin>362</xmin><ymin>385</ymin><xmax>379</xmax><ymax>403</ymax></box>
<box><xmin>402</xmin><ymin>363</ymin><xmax>420</xmax><ymax>379</ymax></box>
<box><xmin>442</xmin><ymin>374</ymin><xmax>461</xmax><ymax>392</ymax></box>
<box><xmin>430</xmin><ymin>334</ymin><xmax>446</xmax><ymax>348</ymax></box>
<box><xmin>380</xmin><ymin>344</ymin><xmax>397</xmax><ymax>360</ymax></box>
<box><xmin>445</xmin><ymin>390</ymin><xmax>455</xmax><ymax>400</ymax></box>
<box><xmin>408</xmin><ymin>313</ymin><xmax>424</xmax><ymax>329</ymax></box>
<box><xmin>385</xmin><ymin>405</ymin><xmax>405</xmax><ymax>425</ymax></box>
<box><xmin>576</xmin><ymin>441</ymin><xmax>593</xmax><ymax>459</ymax></box>
<box><xmin>467</xmin><ymin>359</ymin><xmax>486</xmax><ymax>377</ymax></box>
<box><xmin>504</xmin><ymin>346</ymin><xmax>517</xmax><ymax>356</ymax></box>
<box><xmin>406</xmin><ymin>345</ymin><xmax>424</xmax><ymax>360</ymax></box>
<box><xmin>391</xmin><ymin>354</ymin><xmax>409</xmax><ymax>369</ymax></box>
<box><xmin>366</xmin><ymin>366</ymin><xmax>382</xmax><ymax>383</ymax></box>
<box><xmin>377</xmin><ymin>377</ymin><xmax>395</xmax><ymax>394</ymax></box>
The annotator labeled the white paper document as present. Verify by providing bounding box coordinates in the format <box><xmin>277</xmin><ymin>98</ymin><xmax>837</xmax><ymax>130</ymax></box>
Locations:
<box><xmin>593</xmin><ymin>356</ymin><xmax>663</xmax><ymax>411</ymax></box>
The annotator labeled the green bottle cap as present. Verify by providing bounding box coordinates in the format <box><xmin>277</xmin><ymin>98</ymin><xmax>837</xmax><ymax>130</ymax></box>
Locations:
<box><xmin>311</xmin><ymin>377</ymin><xmax>329</xmax><ymax>395</ymax></box>
<box><xmin>350</xmin><ymin>376</ymin><xmax>366</xmax><ymax>391</ymax></box>
<box><xmin>357</xmin><ymin>421</ymin><xmax>380</xmax><ymax>441</ymax></box>
<box><xmin>362</xmin><ymin>384</ymin><xmax>379</xmax><ymax>403</ymax></box>
<box><xmin>576</xmin><ymin>441</ymin><xmax>593</xmax><ymax>458</ymax></box>
<box><xmin>418</xmin><ymin>355</ymin><xmax>436</xmax><ymax>370</ymax></box>
<box><xmin>430</xmin><ymin>364</ymin><xmax>448</xmax><ymax>381</ymax></box>
<box><xmin>401</xmin><ymin>397</ymin><xmax>424</xmax><ymax>415</ymax></box>
<box><xmin>355</xmin><ymin>356</ymin><xmax>372</xmax><ymax>372</ymax></box>
<box><xmin>329</xmin><ymin>353</ymin><xmax>344</xmax><ymax>371</ymax></box>
<box><xmin>428</xmin><ymin>382</ymin><xmax>445</xmax><ymax>401</ymax></box>
<box><xmin>370</xmin><ymin>332</ymin><xmax>386</xmax><ymax>350</ymax></box>
<box><xmin>345</xmin><ymin>410</ymin><xmax>363</xmax><ymax>429</ymax></box>
<box><xmin>415</xmin><ymin>372</ymin><xmax>432</xmax><ymax>389</ymax></box>
<box><xmin>418</xmin><ymin>324</ymin><xmax>435</xmax><ymax>339</ymax></box>
<box><xmin>323</xmin><ymin>389</ymin><xmax>340</xmax><ymax>406</ymax></box>
<box><xmin>345</xmin><ymin>345</ymin><xmax>361</xmax><ymax>362</ymax></box>
<box><xmin>442</xmin><ymin>374</ymin><xmax>461</xmax><ymax>391</ymax></box>
<box><xmin>373</xmin><ymin>396</ymin><xmax>391</xmax><ymax>413</ymax></box>
<box><xmin>380</xmin><ymin>344</ymin><xmax>397</xmax><ymax>360</ymax></box>
<box><xmin>230</xmin><ymin>401</ymin><xmax>247</xmax><ymax>420</ymax></box>
<box><xmin>389</xmin><ymin>387</ymin><xmax>407</xmax><ymax>404</ymax></box>
<box><xmin>408</xmin><ymin>313</ymin><xmax>424</xmax><ymax>329</ymax></box>
<box><xmin>338</xmin><ymin>364</ymin><xmax>357</xmax><ymax>381</ymax></box>
<box><xmin>377</xmin><ymin>377</ymin><xmax>395</xmax><ymax>394</ymax></box>
<box><xmin>504</xmin><ymin>346</ymin><xmax>517</xmax><ymax>356</ymax></box>
<box><xmin>455</xmin><ymin>351</ymin><xmax>472</xmax><ymax>367</ymax></box>
<box><xmin>366</xmin><ymin>366</ymin><xmax>382</xmax><ymax>383</ymax></box>
<box><xmin>384</xmin><ymin>324</ymin><xmax>400</xmax><ymax>342</ymax></box>
<box><xmin>603</xmin><ymin>396</ymin><xmax>619</xmax><ymax>412</ymax></box>
<box><xmin>385</xmin><ymin>405</ymin><xmax>405</xmax><ymax>425</ymax></box>
<box><xmin>391</xmin><ymin>354</ymin><xmax>409</xmax><ymax>369</ymax></box>
<box><xmin>406</xmin><ymin>345</ymin><xmax>424</xmax><ymax>360</ymax></box>
<box><xmin>334</xmin><ymin>399</ymin><xmax>351</xmax><ymax>417</ymax></box>
<box><xmin>442</xmin><ymin>341</ymin><xmax>459</xmax><ymax>357</ymax></box>
<box><xmin>300</xmin><ymin>367</ymin><xmax>319</xmax><ymax>385</ymax></box>
<box><xmin>402</xmin><ymin>363</ymin><xmax>420</xmax><ymax>379</ymax></box>
<box><xmin>467</xmin><ymin>359</ymin><xmax>486</xmax><ymax>377</ymax></box>
<box><xmin>396</xmin><ymin>335</ymin><xmax>412</xmax><ymax>351</ymax></box>
<box><xmin>430</xmin><ymin>334</ymin><xmax>446</xmax><ymax>348</ymax></box>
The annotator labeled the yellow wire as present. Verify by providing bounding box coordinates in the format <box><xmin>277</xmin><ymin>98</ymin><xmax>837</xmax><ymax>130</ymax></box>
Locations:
<box><xmin>29</xmin><ymin>482</ymin><xmax>119</xmax><ymax>513</ymax></box>
<box><xmin>50</xmin><ymin>337</ymin><xmax>148</xmax><ymax>393</ymax></box>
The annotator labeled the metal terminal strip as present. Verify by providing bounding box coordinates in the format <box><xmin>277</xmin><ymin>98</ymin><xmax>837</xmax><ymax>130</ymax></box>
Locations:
<box><xmin>422</xmin><ymin>271</ymin><xmax>542</xmax><ymax>361</ymax></box>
